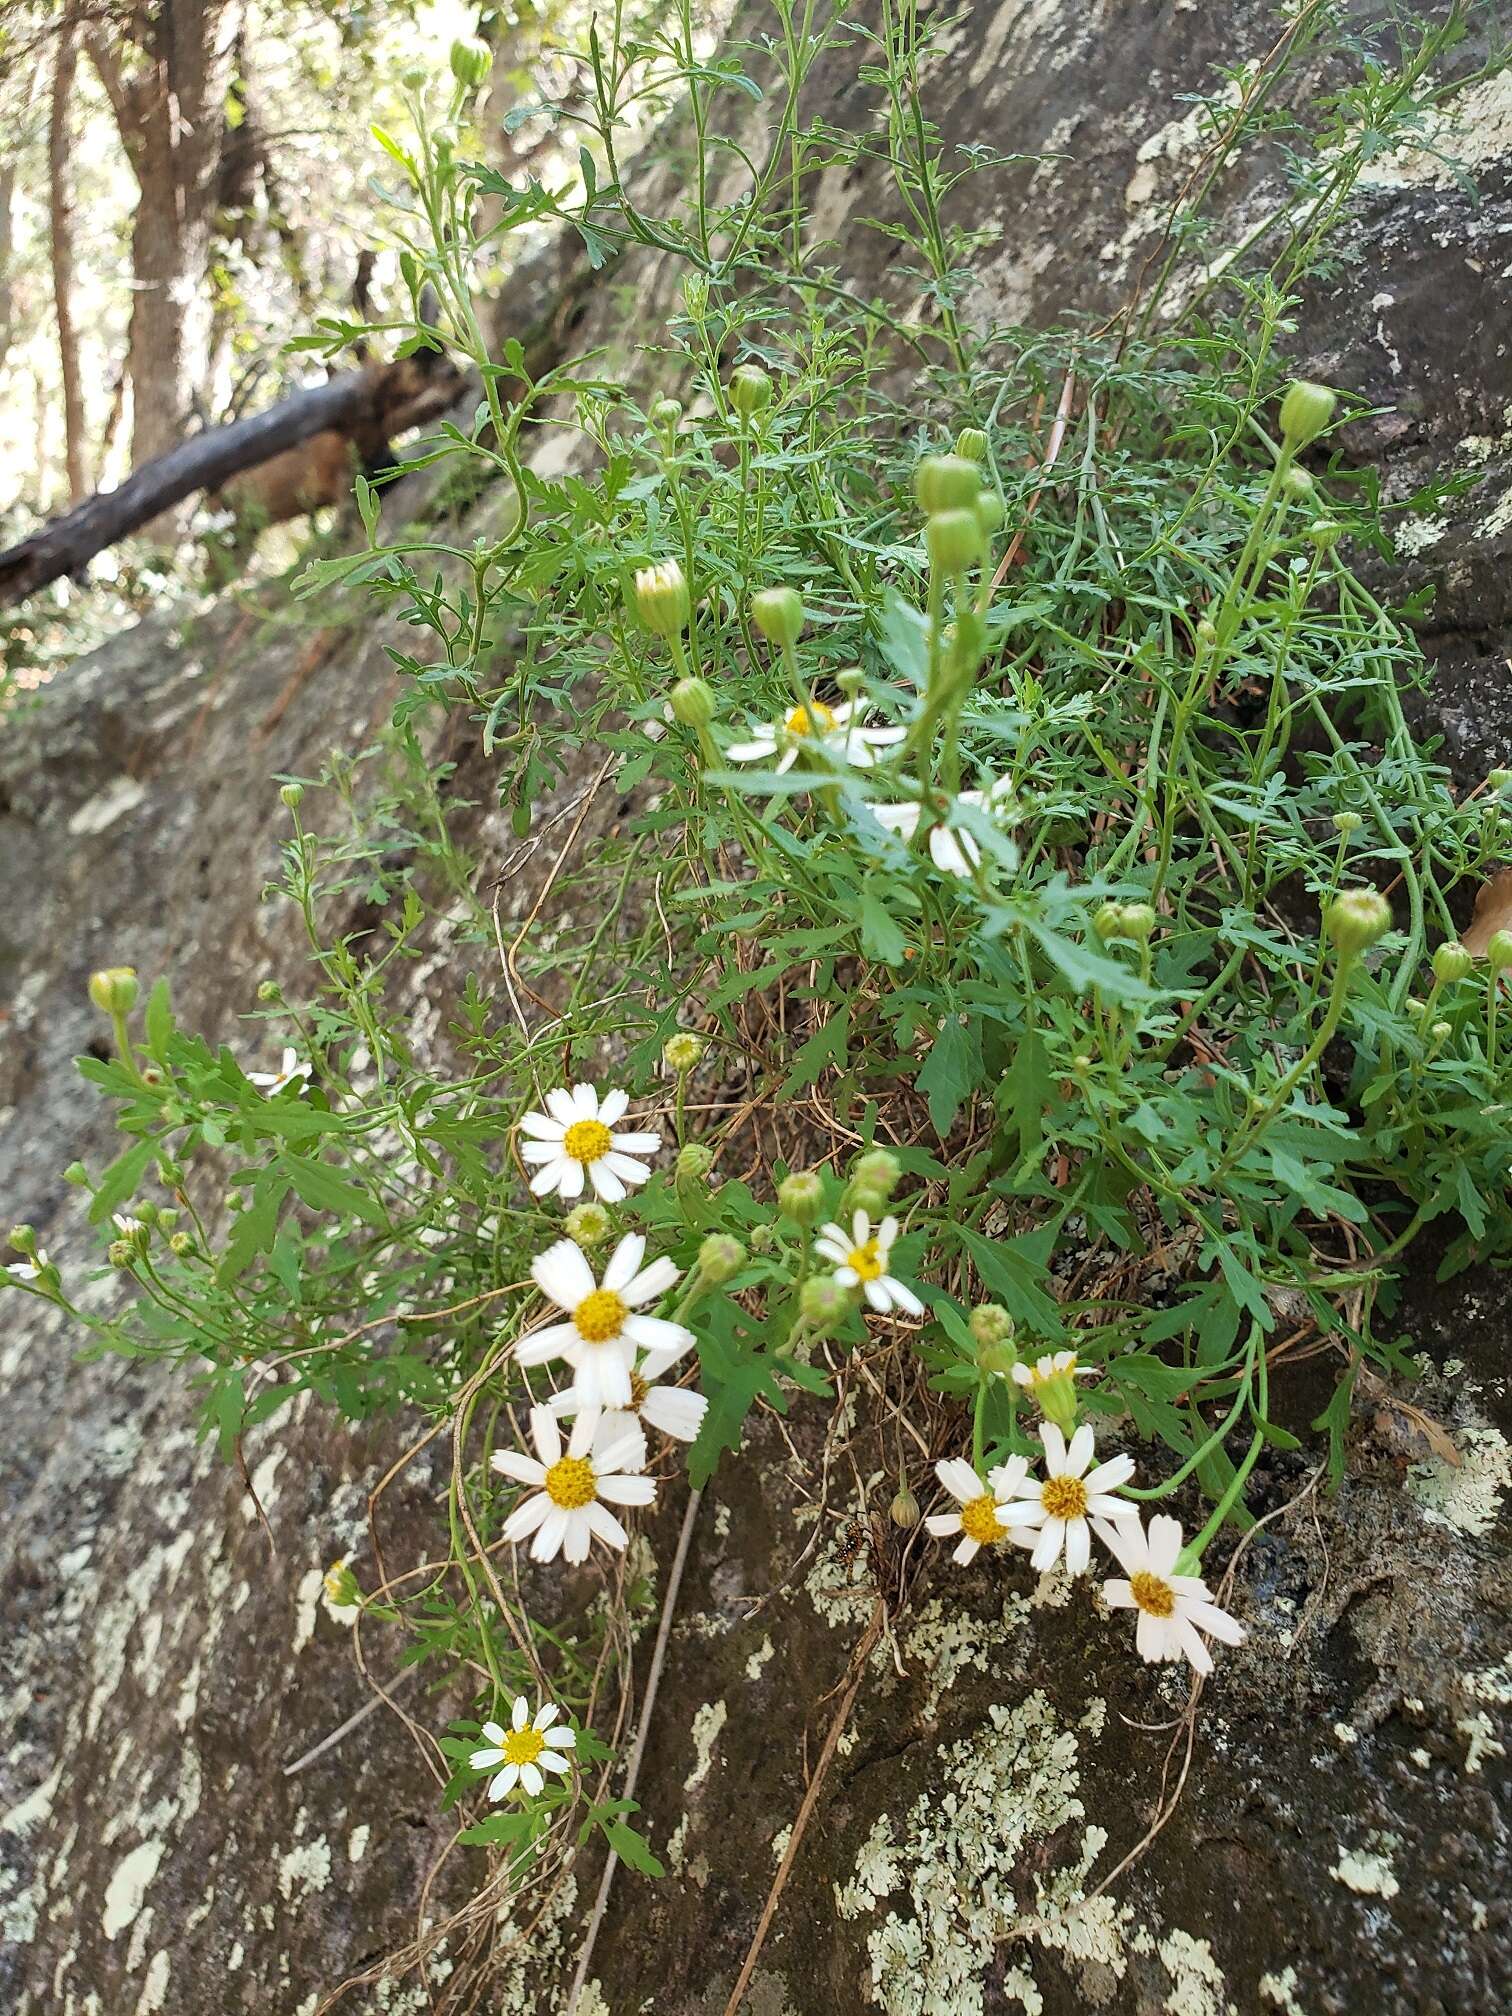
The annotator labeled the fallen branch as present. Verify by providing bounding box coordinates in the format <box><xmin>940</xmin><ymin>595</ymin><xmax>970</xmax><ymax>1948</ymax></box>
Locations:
<box><xmin>0</xmin><ymin>370</ymin><xmax>374</xmax><ymax>604</ymax></box>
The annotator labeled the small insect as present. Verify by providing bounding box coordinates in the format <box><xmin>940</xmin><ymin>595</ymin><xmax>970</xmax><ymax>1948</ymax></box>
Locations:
<box><xmin>834</xmin><ymin>1518</ymin><xmax>869</xmax><ymax>1570</ymax></box>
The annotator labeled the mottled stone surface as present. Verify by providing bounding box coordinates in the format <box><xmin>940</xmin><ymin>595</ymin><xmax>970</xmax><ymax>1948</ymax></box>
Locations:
<box><xmin>3</xmin><ymin>3</ymin><xmax>1510</xmax><ymax>2012</ymax></box>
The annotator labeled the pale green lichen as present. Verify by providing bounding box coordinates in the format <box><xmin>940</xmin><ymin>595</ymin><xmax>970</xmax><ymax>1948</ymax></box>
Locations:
<box><xmin>1456</xmin><ymin>1710</ymin><xmax>1505</xmax><ymax>1775</ymax></box>
<box><xmin>833</xmin><ymin>1690</ymin><xmax>1110</xmax><ymax>2015</ymax></box>
<box><xmin>1332</xmin><ymin>1835</ymin><xmax>1401</xmax><ymax>1900</ymax></box>
<box><xmin>1405</xmin><ymin>1419</ymin><xmax>1510</xmax><ymax>1537</ymax></box>
<box><xmin>1157</xmin><ymin>1929</ymin><xmax>1236</xmax><ymax>2016</ymax></box>
<box><xmin>1259</xmin><ymin>1965</ymin><xmax>1308</xmax><ymax>2014</ymax></box>
<box><xmin>685</xmin><ymin>1699</ymin><xmax>727</xmax><ymax>1792</ymax></box>
<box><xmin>745</xmin><ymin>1634</ymin><xmax>776</xmax><ymax>1681</ymax></box>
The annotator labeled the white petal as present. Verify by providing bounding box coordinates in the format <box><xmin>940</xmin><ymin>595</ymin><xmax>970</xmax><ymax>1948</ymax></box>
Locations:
<box><xmin>520</xmin><ymin>1762</ymin><xmax>544</xmax><ymax>1796</ymax></box>
<box><xmin>566</xmin><ymin>1411</ymin><xmax>598</xmax><ymax>1459</ymax></box>
<box><xmin>581</xmin><ymin>1500</ymin><xmax>629</xmax><ymax>1550</ymax></box>
<box><xmin>481</xmin><ymin>1720</ymin><xmax>507</xmax><ymax>1746</ymax></box>
<box><xmin>528</xmin><ymin>1407</ymin><xmax>562</xmax><ymax>1466</ymax></box>
<box><xmin>928</xmin><ymin>826</ymin><xmax>975</xmax><ymax>877</ymax></box>
<box><xmin>851</xmin><ymin>1208</ymin><xmax>871</xmax><ymax>1244</ymax></box>
<box><xmin>1083</xmin><ymin>1452</ymin><xmax>1135</xmax><ymax>1494</ymax></box>
<box><xmin>1135</xmin><ymin>1608</ymin><xmax>1172</xmax><ymax>1663</ymax></box>
<box><xmin>637</xmin><ymin>1329</ymin><xmax>697</xmax><ymax>1379</ymax></box>
<box><xmin>470</xmin><ymin>1746</ymin><xmax>505</xmax><ymax>1769</ymax></box>
<box><xmin>1103</xmin><ymin>1578</ymin><xmax>1136</xmax><ymax>1611</ymax></box>
<box><xmin>599</xmin><ymin>1089</ymin><xmax>630</xmax><ymax>1126</ymax></box>
<box><xmin>502</xmin><ymin>1493</ymin><xmax>550</xmax><ymax>1543</ymax></box>
<box><xmin>602</xmin><ymin>1234</ymin><xmax>646</xmax><ymax>1292</ymax></box>
<box><xmin>570</xmin><ymin>1083</ymin><xmax>600</xmax><ymax>1117</ymax></box>
<box><xmin>872</xmin><ymin>801</ymin><xmax>920</xmax><ymax>840</ymax></box>
<box><xmin>607</xmin><ymin>1130</ymin><xmax>663</xmax><ymax>1155</ymax></box>
<box><xmin>491</xmin><ymin>1452</ymin><xmax>546</xmax><ymax>1487</ymax></box>
<box><xmin>560</xmin><ymin>1509</ymin><xmax>593</xmax><ymax>1565</ymax></box>
<box><xmin>558</xmin><ymin>1158</ymin><xmax>586</xmax><ymax>1200</ymax></box>
<box><xmin>529</xmin><ymin>1161</ymin><xmax>565</xmax><ymax>1196</ymax></box>
<box><xmin>1085</xmin><ymin>1492</ymin><xmax>1139</xmax><ymax>1522</ymax></box>
<box><xmin>589</xmin><ymin>1162</ymin><xmax>627</xmax><ymax>1203</ymax></box>
<box><xmin>883</xmin><ymin>1276</ymin><xmax>924</xmax><ymax>1317</ymax></box>
<box><xmin>1174</xmin><ymin>1617</ymin><xmax>1215</xmax><ymax>1675</ymax></box>
<box><xmin>1180</xmin><ymin>1597</ymin><xmax>1244</xmax><ymax>1645</ymax></box>
<box><xmin>623</xmin><ymin>1257</ymin><xmax>680</xmax><ymax>1306</ymax></box>
<box><xmin>623</xmin><ymin>1315</ymin><xmax>693</xmax><ymax>1356</ymax></box>
<box><xmin>1040</xmin><ymin>1422</ymin><xmax>1068</xmax><ymax>1473</ymax></box>
<box><xmin>1065</xmin><ymin>1518</ymin><xmax>1091</xmax><ymax>1577</ymax></box>
<box><xmin>952</xmin><ymin>1534</ymin><xmax>979</xmax><ymax>1565</ymax></box>
<box><xmin>936</xmin><ymin>1459</ymin><xmax>982</xmax><ymax>1505</ymax></box>
<box><xmin>1031</xmin><ymin>1519</ymin><xmax>1065</xmax><ymax>1573</ymax></box>
<box><xmin>511</xmin><ymin>1695</ymin><xmax>529</xmax><ymax>1731</ymax></box>
<box><xmin>1146</xmin><ymin>1515</ymin><xmax>1185</xmax><ymax>1577</ymax></box>
<box><xmin>814</xmin><ymin>1238</ymin><xmax>849</xmax><ymax>1265</ymax></box>
<box><xmin>534</xmin><ymin>1701</ymin><xmax>560</xmax><ymax>1730</ymax></box>
<box><xmin>544</xmin><ymin>1725</ymin><xmax>576</xmax><ymax>1750</ymax></box>
<box><xmin>491</xmin><ymin>1764</ymin><xmax>520</xmax><ymax>1799</ymax></box>
<box><xmin>520</xmin><ymin>1140</ymin><xmax>567</xmax><ymax>1164</ymax></box>
<box><xmin>545</xmin><ymin>1088</ymin><xmax>580</xmax><ymax>1126</ymax></box>
<box><xmin>595</xmin><ymin>1414</ymin><xmax>646</xmax><ymax>1473</ymax></box>
<box><xmin>1065</xmin><ymin>1424</ymin><xmax>1096</xmax><ymax>1478</ymax></box>
<box><xmin>515</xmin><ymin>1320</ymin><xmax>580</xmax><ymax>1367</ymax></box>
<box><xmin>597</xmin><ymin>1472</ymin><xmax>657</xmax><ymax>1506</ymax></box>
<box><xmin>538</xmin><ymin>1748</ymin><xmax>570</xmax><ymax>1774</ymax></box>
<box><xmin>519</xmin><ymin>1111</ymin><xmax>568</xmax><ymax>1140</ymax></box>
<box><xmin>925</xmin><ymin>1512</ymin><xmax>962</xmax><ymax>1537</ymax></box>
<box><xmin>640</xmin><ymin>1385</ymin><xmax>707</xmax><ymax>1441</ymax></box>
<box><xmin>863</xmin><ymin>1280</ymin><xmax>887</xmax><ymax>1312</ymax></box>
<box><xmin>533</xmin><ymin>1241</ymin><xmax>596</xmax><ymax>1316</ymax></box>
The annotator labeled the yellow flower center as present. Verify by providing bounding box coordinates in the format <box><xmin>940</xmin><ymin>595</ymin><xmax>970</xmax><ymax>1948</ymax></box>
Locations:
<box><xmin>1041</xmin><ymin>1475</ymin><xmax>1088</xmax><ymax>1522</ymax></box>
<box><xmin>502</xmin><ymin>1725</ymin><xmax>546</xmax><ymax>1767</ymax></box>
<box><xmin>563</xmin><ymin>1118</ymin><xmax>613</xmax><ymax>1164</ymax></box>
<box><xmin>629</xmin><ymin>1369</ymin><xmax>649</xmax><ymax>1409</ymax></box>
<box><xmin>573</xmin><ymin>1288</ymin><xmax>627</xmax><ymax>1344</ymax></box>
<box><xmin>1130</xmin><ymin>1570</ymin><xmax>1176</xmax><ymax>1619</ymax></box>
<box><xmin>544</xmin><ymin>1455</ymin><xmax>597</xmax><ymax>1509</ymax></box>
<box><xmin>960</xmin><ymin>1493</ymin><xmax>1004</xmax><ymax>1547</ymax></box>
<box><xmin>785</xmin><ymin>701</ymin><xmax>837</xmax><ymax>737</ymax></box>
<box><xmin>847</xmin><ymin>1240</ymin><xmax>885</xmax><ymax>1282</ymax></box>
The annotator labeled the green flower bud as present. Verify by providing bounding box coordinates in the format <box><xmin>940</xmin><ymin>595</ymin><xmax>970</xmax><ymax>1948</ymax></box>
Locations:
<box><xmin>969</xmin><ymin>1301</ymin><xmax>1014</xmax><ymax>1350</ymax></box>
<box><xmin>1093</xmin><ymin>902</ymin><xmax>1124</xmax><ymax>942</ymax></box>
<box><xmin>279</xmin><ymin>782</ymin><xmax>304</xmax><ymax>812</ymax></box>
<box><xmin>924</xmin><ymin>507</ymin><xmax>984</xmax><ymax>574</ymax></box>
<box><xmin>564</xmin><ymin>1201</ymin><xmax>613</xmax><ymax>1247</ymax></box>
<box><xmin>257</xmin><ymin>979</ymin><xmax>282</xmax><ymax>1003</ymax></box>
<box><xmin>914</xmin><ymin>453</ymin><xmax>983</xmax><ymax>515</ymax></box>
<box><xmin>669</xmin><ymin>677</ymin><xmax>716</xmax><ymax>729</ymax></box>
<box><xmin>676</xmin><ymin>1142</ymin><xmax>715</xmax><ymax>1185</ymax></box>
<box><xmin>751</xmin><ymin>586</ymin><xmax>804</xmax><ymax>650</ymax></box>
<box><xmin>850</xmin><ymin>1147</ymin><xmax>902</xmax><ymax>1200</ymax></box>
<box><xmin>889</xmin><ymin>1484</ymin><xmax>921</xmax><ymax>1530</ymax></box>
<box><xmin>1119</xmin><ymin>902</ymin><xmax>1156</xmax><ymax>943</ymax></box>
<box><xmin>799</xmin><ymin>1273</ymin><xmax>848</xmax><ymax>1332</ymax></box>
<box><xmin>954</xmin><ymin>427</ymin><xmax>989</xmax><ymax>464</ymax></box>
<box><xmin>156</xmin><ymin>1207</ymin><xmax>178</xmax><ymax>1232</ymax></box>
<box><xmin>1432</xmin><ymin>942</ymin><xmax>1473</xmax><ymax>985</ymax></box>
<box><xmin>835</xmin><ymin>666</ymin><xmax>865</xmax><ymax>698</ymax></box>
<box><xmin>107</xmin><ymin>1239</ymin><xmax>136</xmax><ymax>1269</ymax></box>
<box><xmin>400</xmin><ymin>64</ymin><xmax>429</xmax><ymax>92</ymax></box>
<box><xmin>1487</xmin><ymin>930</ymin><xmax>1512</xmax><ymax>973</ymax></box>
<box><xmin>1281</xmin><ymin>465</ymin><xmax>1315</xmax><ymax>502</ymax></box>
<box><xmin>651</xmin><ymin>396</ymin><xmax>683</xmax><ymax>432</ymax></box>
<box><xmin>697</xmin><ymin>1233</ymin><xmax>745</xmax><ymax>1285</ymax></box>
<box><xmin>1306</xmin><ymin>518</ymin><xmax>1342</xmax><ymax>549</ymax></box>
<box><xmin>778</xmin><ymin>1171</ymin><xmax>825</xmax><ymax>1224</ymax></box>
<box><xmin>448</xmin><ymin>36</ymin><xmax>492</xmax><ymax>87</ymax></box>
<box><xmin>9</xmin><ymin>1224</ymin><xmax>36</xmax><ymax>1256</ymax></box>
<box><xmin>848</xmin><ymin>1187</ymin><xmax>891</xmax><ymax>1222</ymax></box>
<box><xmin>168</xmin><ymin>1231</ymin><xmax>194</xmax><ymax>1258</ymax></box>
<box><xmin>1430</xmin><ymin>1020</ymin><xmax>1452</xmax><ymax>1045</ymax></box>
<box><xmin>663</xmin><ymin>1030</ymin><xmax>705</xmax><ymax>1073</ymax></box>
<box><xmin>1324</xmin><ymin>888</ymin><xmax>1392</xmax><ymax>955</ymax></box>
<box><xmin>975</xmin><ymin>488</ymin><xmax>1005</xmax><ymax>536</ymax></box>
<box><xmin>1332</xmin><ymin>811</ymin><xmax>1363</xmax><ymax>834</ymax></box>
<box><xmin>89</xmin><ymin>966</ymin><xmax>139</xmax><ymax>1016</ymax></box>
<box><xmin>750</xmin><ymin>1223</ymin><xmax>776</xmax><ymax>1254</ymax></box>
<box><xmin>1279</xmin><ymin>380</ymin><xmax>1337</xmax><ymax>448</ymax></box>
<box><xmin>635</xmin><ymin>559</ymin><xmax>691</xmax><ymax>639</ymax></box>
<box><xmin>729</xmin><ymin>363</ymin><xmax>772</xmax><ymax>419</ymax></box>
<box><xmin>1195</xmin><ymin>617</ymin><xmax>1218</xmax><ymax>648</ymax></box>
<box><xmin>63</xmin><ymin>1162</ymin><xmax>89</xmax><ymax>1188</ymax></box>
<box><xmin>1490</xmin><ymin>769</ymin><xmax>1512</xmax><ymax>791</ymax></box>
<box><xmin>156</xmin><ymin>1158</ymin><xmax>184</xmax><ymax>1189</ymax></box>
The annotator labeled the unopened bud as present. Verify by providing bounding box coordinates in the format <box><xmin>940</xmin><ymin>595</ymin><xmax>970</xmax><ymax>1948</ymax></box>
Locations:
<box><xmin>1119</xmin><ymin>902</ymin><xmax>1156</xmax><ymax>942</ymax></box>
<box><xmin>799</xmin><ymin>1273</ymin><xmax>848</xmax><ymax>1332</ymax></box>
<box><xmin>663</xmin><ymin>1031</ymin><xmax>705</xmax><ymax>1073</ymax></box>
<box><xmin>969</xmin><ymin>1301</ymin><xmax>1013</xmax><ymax>1350</ymax></box>
<box><xmin>107</xmin><ymin>1239</ymin><xmax>135</xmax><ymax>1269</ymax></box>
<box><xmin>564</xmin><ymin>1201</ymin><xmax>612</xmax><ymax>1247</ymax></box>
<box><xmin>778</xmin><ymin>1171</ymin><xmax>825</xmax><ymax>1224</ymax></box>
<box><xmin>89</xmin><ymin>966</ymin><xmax>139</xmax><ymax>1016</ymax></box>
<box><xmin>63</xmin><ymin>1162</ymin><xmax>89</xmax><ymax>1187</ymax></box>
<box><xmin>400</xmin><ymin>64</ymin><xmax>428</xmax><ymax>92</ymax></box>
<box><xmin>697</xmin><ymin>1233</ymin><xmax>745</xmax><ymax>1285</ymax></box>
<box><xmin>1281</xmin><ymin>466</ymin><xmax>1315</xmax><ymax>502</ymax></box>
<box><xmin>257</xmin><ymin>980</ymin><xmax>282</xmax><ymax>1003</ymax></box>
<box><xmin>1433</xmin><ymin>942</ymin><xmax>1472</xmax><ymax>985</ymax></box>
<box><xmin>914</xmin><ymin>453</ymin><xmax>982</xmax><ymax>515</ymax></box>
<box><xmin>280</xmin><ymin>782</ymin><xmax>304</xmax><ymax>812</ymax></box>
<box><xmin>954</xmin><ymin>427</ymin><xmax>989</xmax><ymax>464</ymax></box>
<box><xmin>1307</xmin><ymin>518</ymin><xmax>1342</xmax><ymax>549</ymax></box>
<box><xmin>669</xmin><ymin>677</ymin><xmax>715</xmax><ymax>730</ymax></box>
<box><xmin>651</xmin><ymin>396</ymin><xmax>683</xmax><ymax>432</ymax></box>
<box><xmin>635</xmin><ymin>559</ymin><xmax>691</xmax><ymax>639</ymax></box>
<box><xmin>925</xmin><ymin>507</ymin><xmax>984</xmax><ymax>573</ymax></box>
<box><xmin>1490</xmin><ymin>768</ymin><xmax>1512</xmax><ymax>791</ymax></box>
<box><xmin>1430</xmin><ymin>1020</ymin><xmax>1452</xmax><ymax>1045</ymax></box>
<box><xmin>751</xmin><ymin>586</ymin><xmax>804</xmax><ymax>650</ymax></box>
<box><xmin>1487</xmin><ymin>930</ymin><xmax>1512</xmax><ymax>973</ymax></box>
<box><xmin>448</xmin><ymin>36</ymin><xmax>492</xmax><ymax>87</ymax></box>
<box><xmin>889</xmin><ymin>1484</ymin><xmax>921</xmax><ymax>1530</ymax></box>
<box><xmin>1279</xmin><ymin>379</ymin><xmax>1337</xmax><ymax>448</ymax></box>
<box><xmin>1093</xmin><ymin>902</ymin><xmax>1124</xmax><ymax>942</ymax></box>
<box><xmin>1324</xmin><ymin>888</ymin><xmax>1392</xmax><ymax>955</ymax></box>
<box><xmin>835</xmin><ymin>666</ymin><xmax>865</xmax><ymax>698</ymax></box>
<box><xmin>975</xmin><ymin>488</ymin><xmax>1005</xmax><ymax>536</ymax></box>
<box><xmin>1332</xmin><ymin>811</ymin><xmax>1362</xmax><ymax>834</ymax></box>
<box><xmin>676</xmin><ymin>1142</ymin><xmax>715</xmax><ymax>1185</ymax></box>
<box><xmin>8</xmin><ymin>1224</ymin><xmax>36</xmax><ymax>1257</ymax></box>
<box><xmin>850</xmin><ymin>1147</ymin><xmax>902</xmax><ymax>1200</ymax></box>
<box><xmin>169</xmin><ymin>1231</ymin><xmax>193</xmax><ymax>1257</ymax></box>
<box><xmin>729</xmin><ymin>363</ymin><xmax>772</xmax><ymax>419</ymax></box>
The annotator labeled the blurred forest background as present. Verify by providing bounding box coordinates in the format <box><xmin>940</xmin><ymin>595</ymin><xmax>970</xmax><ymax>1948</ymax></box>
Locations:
<box><xmin>0</xmin><ymin>0</ymin><xmax>673</xmax><ymax>692</ymax></box>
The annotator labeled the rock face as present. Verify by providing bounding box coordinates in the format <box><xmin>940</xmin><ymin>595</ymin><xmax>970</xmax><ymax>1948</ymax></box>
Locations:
<box><xmin>3</xmin><ymin>4</ymin><xmax>1509</xmax><ymax>2013</ymax></box>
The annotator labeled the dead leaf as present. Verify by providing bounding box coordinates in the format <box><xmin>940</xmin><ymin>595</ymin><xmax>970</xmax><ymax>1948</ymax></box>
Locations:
<box><xmin>1460</xmin><ymin>865</ymin><xmax>1512</xmax><ymax>956</ymax></box>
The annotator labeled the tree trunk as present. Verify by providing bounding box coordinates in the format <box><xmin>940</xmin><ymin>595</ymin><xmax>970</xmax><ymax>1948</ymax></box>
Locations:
<box><xmin>49</xmin><ymin>10</ymin><xmax>89</xmax><ymax>505</ymax></box>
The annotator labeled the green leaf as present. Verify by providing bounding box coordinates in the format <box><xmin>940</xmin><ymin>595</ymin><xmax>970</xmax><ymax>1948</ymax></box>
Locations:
<box><xmin>219</xmin><ymin>1174</ymin><xmax>290</xmax><ymax>1284</ymax></box>
<box><xmin>144</xmin><ymin>979</ymin><xmax>173</xmax><ymax>1062</ymax></box>
<box><xmin>956</xmin><ymin>1224</ymin><xmax>1065</xmax><ymax>1336</ymax></box>
<box><xmin>603</xmin><ymin>1819</ymin><xmax>665</xmax><ymax>1877</ymax></box>
<box><xmin>89</xmin><ymin>1138</ymin><xmax>156</xmax><ymax>1225</ymax></box>
<box><xmin>780</xmin><ymin>1009</ymin><xmax>849</xmax><ymax>1099</ymax></box>
<box><xmin>916</xmin><ymin>1014</ymin><xmax>981</xmax><ymax>1135</ymax></box>
<box><xmin>860</xmin><ymin>883</ymin><xmax>907</xmax><ymax>966</ymax></box>
<box><xmin>285</xmin><ymin>1154</ymin><xmax>388</xmax><ymax>1229</ymax></box>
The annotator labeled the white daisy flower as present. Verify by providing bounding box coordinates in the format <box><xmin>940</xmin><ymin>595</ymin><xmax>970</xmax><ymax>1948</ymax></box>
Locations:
<box><xmin>549</xmin><ymin>1332</ymin><xmax>708</xmax><ymax>1445</ymax></box>
<box><xmin>725</xmin><ymin>699</ymin><xmax>904</xmax><ymax>774</ymax></box>
<box><xmin>517</xmin><ymin>1083</ymin><xmax>663</xmax><ymax>1202</ymax></box>
<box><xmin>493</xmin><ymin>1406</ymin><xmax>655</xmax><ymax>1565</ymax></box>
<box><xmin>469</xmin><ymin>1695</ymin><xmax>577</xmax><ymax>1800</ymax></box>
<box><xmin>247</xmin><ymin>1046</ymin><xmax>312</xmax><ymax>1095</ymax></box>
<box><xmin>925</xmin><ymin>1453</ymin><xmax>1036</xmax><ymax>1564</ymax></box>
<box><xmin>1011</xmin><ymin>1349</ymin><xmax>1090</xmax><ymax>1408</ymax></box>
<box><xmin>997</xmin><ymin>1423</ymin><xmax>1139</xmax><ymax>1577</ymax></box>
<box><xmin>870</xmin><ymin>779</ymin><xmax>1013</xmax><ymax>877</ymax></box>
<box><xmin>1100</xmin><ymin>1514</ymin><xmax>1246</xmax><ymax>1676</ymax></box>
<box><xmin>521</xmin><ymin>1234</ymin><xmax>691</xmax><ymax>1409</ymax></box>
<box><xmin>4</xmin><ymin>1251</ymin><xmax>48</xmax><ymax>1283</ymax></box>
<box><xmin>813</xmin><ymin>1209</ymin><xmax>924</xmax><ymax>1317</ymax></box>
